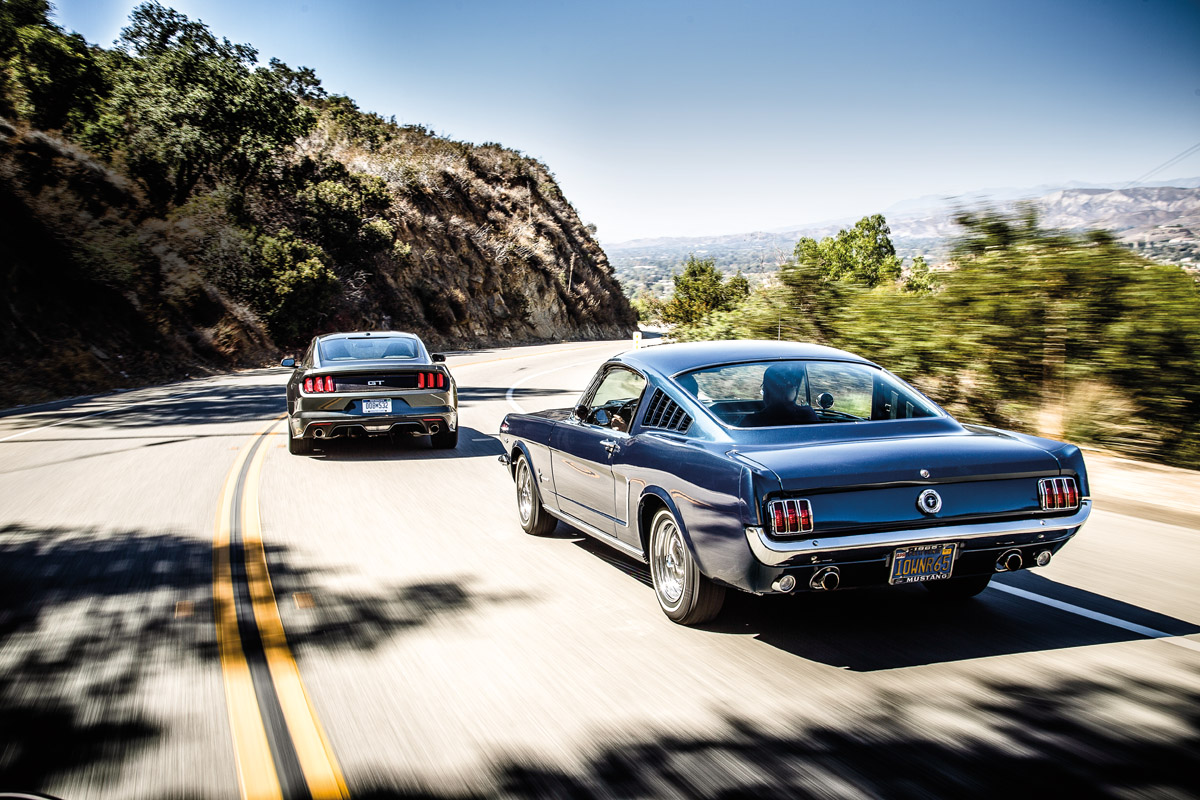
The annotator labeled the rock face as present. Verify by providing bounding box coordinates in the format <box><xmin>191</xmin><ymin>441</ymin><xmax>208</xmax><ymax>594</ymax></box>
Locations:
<box><xmin>0</xmin><ymin>116</ymin><xmax>636</xmax><ymax>407</ymax></box>
<box><xmin>0</xmin><ymin>121</ymin><xmax>275</xmax><ymax>407</ymax></box>
<box><xmin>293</xmin><ymin>123</ymin><xmax>636</xmax><ymax>347</ymax></box>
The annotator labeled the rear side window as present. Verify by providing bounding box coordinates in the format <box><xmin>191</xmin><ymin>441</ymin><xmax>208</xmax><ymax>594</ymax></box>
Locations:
<box><xmin>678</xmin><ymin>360</ymin><xmax>940</xmax><ymax>427</ymax></box>
<box><xmin>320</xmin><ymin>337</ymin><xmax>419</xmax><ymax>362</ymax></box>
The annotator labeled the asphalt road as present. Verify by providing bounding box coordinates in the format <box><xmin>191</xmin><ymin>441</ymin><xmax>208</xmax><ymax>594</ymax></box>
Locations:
<box><xmin>1</xmin><ymin>338</ymin><xmax>1198</xmax><ymax>800</ymax></box>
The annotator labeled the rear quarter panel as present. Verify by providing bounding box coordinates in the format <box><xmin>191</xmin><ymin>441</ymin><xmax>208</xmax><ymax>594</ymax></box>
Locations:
<box><xmin>622</xmin><ymin>434</ymin><xmax>762</xmax><ymax>590</ymax></box>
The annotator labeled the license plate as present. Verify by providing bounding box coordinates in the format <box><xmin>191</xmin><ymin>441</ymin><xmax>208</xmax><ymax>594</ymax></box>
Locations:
<box><xmin>889</xmin><ymin>542</ymin><xmax>957</xmax><ymax>585</ymax></box>
<box><xmin>362</xmin><ymin>398</ymin><xmax>392</xmax><ymax>414</ymax></box>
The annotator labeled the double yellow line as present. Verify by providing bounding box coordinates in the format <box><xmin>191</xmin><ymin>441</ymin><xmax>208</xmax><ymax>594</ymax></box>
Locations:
<box><xmin>214</xmin><ymin>417</ymin><xmax>348</xmax><ymax>800</ymax></box>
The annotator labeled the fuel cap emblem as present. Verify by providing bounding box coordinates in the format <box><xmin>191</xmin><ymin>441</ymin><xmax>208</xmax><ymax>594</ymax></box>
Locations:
<box><xmin>917</xmin><ymin>488</ymin><xmax>942</xmax><ymax>514</ymax></box>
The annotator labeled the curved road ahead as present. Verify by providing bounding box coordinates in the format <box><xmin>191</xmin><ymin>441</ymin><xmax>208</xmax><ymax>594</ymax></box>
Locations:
<box><xmin>1</xmin><ymin>339</ymin><xmax>1198</xmax><ymax>799</ymax></box>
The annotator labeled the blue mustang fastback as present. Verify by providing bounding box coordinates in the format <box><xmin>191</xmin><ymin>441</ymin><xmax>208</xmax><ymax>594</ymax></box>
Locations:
<box><xmin>498</xmin><ymin>340</ymin><xmax>1091</xmax><ymax>625</ymax></box>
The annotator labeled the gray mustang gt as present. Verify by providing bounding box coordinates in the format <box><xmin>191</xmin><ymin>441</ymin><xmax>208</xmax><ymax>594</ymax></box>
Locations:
<box><xmin>498</xmin><ymin>340</ymin><xmax>1091</xmax><ymax>625</ymax></box>
<box><xmin>282</xmin><ymin>331</ymin><xmax>457</xmax><ymax>454</ymax></box>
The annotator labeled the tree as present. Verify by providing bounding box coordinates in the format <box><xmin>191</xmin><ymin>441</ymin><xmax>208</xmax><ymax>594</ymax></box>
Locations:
<box><xmin>903</xmin><ymin>255</ymin><xmax>934</xmax><ymax>293</ymax></box>
<box><xmin>0</xmin><ymin>0</ymin><xmax>107</xmax><ymax>131</ymax></box>
<box><xmin>93</xmin><ymin>2</ymin><xmax>315</xmax><ymax>207</ymax></box>
<box><xmin>659</xmin><ymin>256</ymin><xmax>747</xmax><ymax>327</ymax></box>
<box><xmin>792</xmin><ymin>214</ymin><xmax>903</xmax><ymax>288</ymax></box>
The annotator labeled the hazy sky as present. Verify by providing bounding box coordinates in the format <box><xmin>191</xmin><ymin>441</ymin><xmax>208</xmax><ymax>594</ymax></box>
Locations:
<box><xmin>53</xmin><ymin>0</ymin><xmax>1200</xmax><ymax>243</ymax></box>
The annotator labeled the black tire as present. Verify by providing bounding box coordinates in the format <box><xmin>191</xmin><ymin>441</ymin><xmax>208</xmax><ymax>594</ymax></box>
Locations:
<box><xmin>648</xmin><ymin>508</ymin><xmax>725</xmax><ymax>625</ymax></box>
<box><xmin>515</xmin><ymin>453</ymin><xmax>557</xmax><ymax>535</ymax></box>
<box><xmin>431</xmin><ymin>424</ymin><xmax>458</xmax><ymax>449</ymax></box>
<box><xmin>923</xmin><ymin>573</ymin><xmax>992</xmax><ymax>599</ymax></box>
<box><xmin>288</xmin><ymin>430</ymin><xmax>313</xmax><ymax>455</ymax></box>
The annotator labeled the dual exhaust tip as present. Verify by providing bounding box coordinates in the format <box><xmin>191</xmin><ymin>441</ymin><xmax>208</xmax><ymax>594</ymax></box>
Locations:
<box><xmin>772</xmin><ymin>567</ymin><xmax>840</xmax><ymax>594</ymax></box>
<box><xmin>995</xmin><ymin>549</ymin><xmax>1053</xmax><ymax>572</ymax></box>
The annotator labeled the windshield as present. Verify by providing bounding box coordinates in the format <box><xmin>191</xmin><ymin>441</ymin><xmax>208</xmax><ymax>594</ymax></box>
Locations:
<box><xmin>319</xmin><ymin>337</ymin><xmax>420</xmax><ymax>362</ymax></box>
<box><xmin>678</xmin><ymin>360</ymin><xmax>941</xmax><ymax>427</ymax></box>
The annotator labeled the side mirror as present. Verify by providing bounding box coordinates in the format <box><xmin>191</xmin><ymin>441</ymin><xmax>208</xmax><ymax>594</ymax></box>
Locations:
<box><xmin>431</xmin><ymin>353</ymin><xmax>446</xmax><ymax>363</ymax></box>
<box><xmin>574</xmin><ymin>404</ymin><xmax>589</xmax><ymax>421</ymax></box>
<box><xmin>817</xmin><ymin>392</ymin><xmax>834</xmax><ymax>409</ymax></box>
<box><xmin>280</xmin><ymin>358</ymin><xmax>296</xmax><ymax>368</ymax></box>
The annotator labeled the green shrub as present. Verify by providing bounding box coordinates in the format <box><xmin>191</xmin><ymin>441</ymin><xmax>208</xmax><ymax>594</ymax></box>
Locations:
<box><xmin>358</xmin><ymin>218</ymin><xmax>394</xmax><ymax>252</ymax></box>
<box><xmin>258</xmin><ymin>228</ymin><xmax>340</xmax><ymax>341</ymax></box>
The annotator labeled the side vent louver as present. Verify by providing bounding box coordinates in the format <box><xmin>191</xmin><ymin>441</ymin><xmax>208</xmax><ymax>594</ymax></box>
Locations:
<box><xmin>643</xmin><ymin>389</ymin><xmax>692</xmax><ymax>434</ymax></box>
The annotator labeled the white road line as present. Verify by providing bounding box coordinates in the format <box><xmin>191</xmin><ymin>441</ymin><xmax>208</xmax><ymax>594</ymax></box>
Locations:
<box><xmin>0</xmin><ymin>404</ymin><xmax>132</xmax><ymax>442</ymax></box>
<box><xmin>506</xmin><ymin>361</ymin><xmax>598</xmax><ymax>413</ymax></box>
<box><xmin>992</xmin><ymin>582</ymin><xmax>1200</xmax><ymax>654</ymax></box>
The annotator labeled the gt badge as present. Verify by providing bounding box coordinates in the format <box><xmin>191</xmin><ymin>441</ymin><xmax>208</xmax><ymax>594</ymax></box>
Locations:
<box><xmin>917</xmin><ymin>489</ymin><xmax>942</xmax><ymax>515</ymax></box>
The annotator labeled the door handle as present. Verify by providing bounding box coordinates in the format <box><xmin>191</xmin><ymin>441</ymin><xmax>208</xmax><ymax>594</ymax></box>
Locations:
<box><xmin>601</xmin><ymin>439</ymin><xmax>618</xmax><ymax>452</ymax></box>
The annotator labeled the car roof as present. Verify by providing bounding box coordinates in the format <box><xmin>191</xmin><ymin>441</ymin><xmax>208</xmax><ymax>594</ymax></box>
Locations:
<box><xmin>616</xmin><ymin>339</ymin><xmax>876</xmax><ymax>377</ymax></box>
<box><xmin>317</xmin><ymin>331</ymin><xmax>422</xmax><ymax>342</ymax></box>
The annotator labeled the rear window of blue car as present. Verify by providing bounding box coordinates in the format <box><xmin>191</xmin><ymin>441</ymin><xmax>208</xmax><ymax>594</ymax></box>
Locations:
<box><xmin>678</xmin><ymin>360</ymin><xmax>940</xmax><ymax>428</ymax></box>
<box><xmin>319</xmin><ymin>337</ymin><xmax>420</xmax><ymax>362</ymax></box>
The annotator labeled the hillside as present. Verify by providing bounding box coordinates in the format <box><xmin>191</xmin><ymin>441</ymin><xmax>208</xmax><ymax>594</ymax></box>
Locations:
<box><xmin>610</xmin><ymin>184</ymin><xmax>1200</xmax><ymax>295</ymax></box>
<box><xmin>0</xmin><ymin>4</ymin><xmax>634</xmax><ymax>408</ymax></box>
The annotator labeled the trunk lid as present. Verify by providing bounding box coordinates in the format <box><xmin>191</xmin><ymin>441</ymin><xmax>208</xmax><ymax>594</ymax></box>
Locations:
<box><xmin>736</xmin><ymin>428</ymin><xmax>1062</xmax><ymax>492</ymax></box>
<box><xmin>735</xmin><ymin>425</ymin><xmax>1066</xmax><ymax>532</ymax></box>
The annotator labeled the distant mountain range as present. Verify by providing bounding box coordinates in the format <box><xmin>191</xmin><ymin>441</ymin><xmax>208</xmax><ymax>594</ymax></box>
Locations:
<box><xmin>607</xmin><ymin>180</ymin><xmax>1200</xmax><ymax>296</ymax></box>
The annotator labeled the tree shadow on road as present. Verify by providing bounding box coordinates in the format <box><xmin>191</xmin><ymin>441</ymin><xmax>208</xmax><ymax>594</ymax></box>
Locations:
<box><xmin>0</xmin><ymin>523</ymin><xmax>531</xmax><ymax>790</ymax></box>
<box><xmin>0</xmin><ymin>383</ymin><xmax>285</xmax><ymax>436</ymax></box>
<box><xmin>349</xmin><ymin>666</ymin><xmax>1200</xmax><ymax>798</ymax></box>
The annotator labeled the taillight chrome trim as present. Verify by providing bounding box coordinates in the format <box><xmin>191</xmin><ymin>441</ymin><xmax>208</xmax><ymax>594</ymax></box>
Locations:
<box><xmin>1039</xmin><ymin>476</ymin><xmax>1080</xmax><ymax>510</ymax></box>
<box><xmin>766</xmin><ymin>498</ymin><xmax>814</xmax><ymax>535</ymax></box>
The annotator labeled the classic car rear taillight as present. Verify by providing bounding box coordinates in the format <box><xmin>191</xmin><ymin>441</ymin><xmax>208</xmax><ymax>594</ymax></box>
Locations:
<box><xmin>1039</xmin><ymin>477</ymin><xmax>1080</xmax><ymax>510</ymax></box>
<box><xmin>767</xmin><ymin>498</ymin><xmax>814</xmax><ymax>535</ymax></box>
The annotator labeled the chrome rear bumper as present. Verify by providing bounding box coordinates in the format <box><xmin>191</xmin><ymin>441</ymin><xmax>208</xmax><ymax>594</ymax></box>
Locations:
<box><xmin>745</xmin><ymin>501</ymin><xmax>1091</xmax><ymax>567</ymax></box>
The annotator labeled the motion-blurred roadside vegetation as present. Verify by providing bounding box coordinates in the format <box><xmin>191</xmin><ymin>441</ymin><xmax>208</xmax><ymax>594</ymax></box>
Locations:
<box><xmin>645</xmin><ymin>211</ymin><xmax>1200</xmax><ymax>468</ymax></box>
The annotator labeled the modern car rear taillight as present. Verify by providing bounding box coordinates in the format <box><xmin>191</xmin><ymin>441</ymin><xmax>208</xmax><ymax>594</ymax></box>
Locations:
<box><xmin>767</xmin><ymin>498</ymin><xmax>814</xmax><ymax>535</ymax></box>
<box><xmin>417</xmin><ymin>371</ymin><xmax>445</xmax><ymax>390</ymax></box>
<box><xmin>304</xmin><ymin>376</ymin><xmax>334</xmax><ymax>393</ymax></box>
<box><xmin>1039</xmin><ymin>477</ymin><xmax>1080</xmax><ymax>510</ymax></box>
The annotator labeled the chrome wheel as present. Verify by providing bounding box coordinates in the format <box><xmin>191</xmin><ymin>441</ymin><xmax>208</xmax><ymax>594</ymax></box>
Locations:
<box><xmin>515</xmin><ymin>453</ymin><xmax>557</xmax><ymax>536</ymax></box>
<box><xmin>648</xmin><ymin>507</ymin><xmax>726</xmax><ymax>625</ymax></box>
<box><xmin>651</xmin><ymin>514</ymin><xmax>686</xmax><ymax>610</ymax></box>
<box><xmin>517</xmin><ymin>459</ymin><xmax>535</xmax><ymax>523</ymax></box>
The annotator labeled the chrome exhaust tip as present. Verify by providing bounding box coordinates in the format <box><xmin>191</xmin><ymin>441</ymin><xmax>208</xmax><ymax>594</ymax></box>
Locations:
<box><xmin>1035</xmin><ymin>550</ymin><xmax>1052</xmax><ymax>567</ymax></box>
<box><xmin>996</xmin><ymin>549</ymin><xmax>1023</xmax><ymax>572</ymax></box>
<box><xmin>428</xmin><ymin>424</ymin><xmax>440</xmax><ymax>435</ymax></box>
<box><xmin>313</xmin><ymin>428</ymin><xmax>325</xmax><ymax>439</ymax></box>
<box><xmin>772</xmin><ymin>574</ymin><xmax>798</xmax><ymax>593</ymax></box>
<box><xmin>810</xmin><ymin>566</ymin><xmax>840</xmax><ymax>591</ymax></box>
